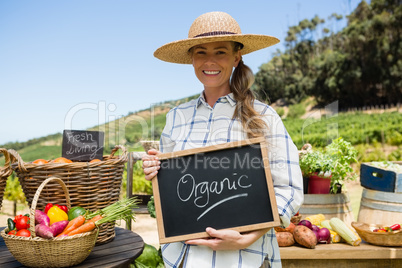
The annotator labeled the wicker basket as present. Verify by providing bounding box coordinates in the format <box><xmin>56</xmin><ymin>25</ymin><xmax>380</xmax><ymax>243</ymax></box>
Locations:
<box><xmin>8</xmin><ymin>145</ymin><xmax>127</xmax><ymax>244</ymax></box>
<box><xmin>0</xmin><ymin>148</ymin><xmax>13</xmax><ymax>210</ymax></box>
<box><xmin>351</xmin><ymin>221</ymin><xmax>402</xmax><ymax>247</ymax></box>
<box><xmin>1</xmin><ymin>177</ymin><xmax>98</xmax><ymax>268</ymax></box>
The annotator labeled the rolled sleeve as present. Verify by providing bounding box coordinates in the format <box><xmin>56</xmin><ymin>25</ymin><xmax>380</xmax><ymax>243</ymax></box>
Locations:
<box><xmin>263</xmin><ymin>111</ymin><xmax>304</xmax><ymax>227</ymax></box>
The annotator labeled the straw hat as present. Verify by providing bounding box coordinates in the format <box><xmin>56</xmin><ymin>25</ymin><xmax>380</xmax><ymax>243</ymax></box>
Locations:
<box><xmin>154</xmin><ymin>11</ymin><xmax>280</xmax><ymax>64</ymax></box>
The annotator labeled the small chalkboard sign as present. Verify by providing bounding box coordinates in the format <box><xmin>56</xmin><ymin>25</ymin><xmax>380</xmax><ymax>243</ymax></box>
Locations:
<box><xmin>62</xmin><ymin>130</ymin><xmax>104</xmax><ymax>161</ymax></box>
<box><xmin>153</xmin><ymin>137</ymin><xmax>280</xmax><ymax>244</ymax></box>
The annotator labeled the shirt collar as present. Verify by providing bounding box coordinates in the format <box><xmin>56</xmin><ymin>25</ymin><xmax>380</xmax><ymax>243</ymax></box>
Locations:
<box><xmin>197</xmin><ymin>91</ymin><xmax>237</xmax><ymax>107</ymax></box>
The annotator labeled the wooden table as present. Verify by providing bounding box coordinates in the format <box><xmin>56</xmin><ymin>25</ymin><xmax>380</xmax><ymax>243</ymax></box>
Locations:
<box><xmin>0</xmin><ymin>227</ymin><xmax>144</xmax><ymax>268</ymax></box>
<box><xmin>278</xmin><ymin>242</ymin><xmax>402</xmax><ymax>267</ymax></box>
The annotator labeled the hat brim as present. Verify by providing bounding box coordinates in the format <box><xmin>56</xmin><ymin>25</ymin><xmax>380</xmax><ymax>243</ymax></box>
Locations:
<box><xmin>154</xmin><ymin>34</ymin><xmax>280</xmax><ymax>64</ymax></box>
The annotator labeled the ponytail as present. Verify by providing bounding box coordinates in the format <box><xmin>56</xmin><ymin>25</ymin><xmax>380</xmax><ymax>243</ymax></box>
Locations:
<box><xmin>230</xmin><ymin>43</ymin><xmax>267</xmax><ymax>138</ymax></box>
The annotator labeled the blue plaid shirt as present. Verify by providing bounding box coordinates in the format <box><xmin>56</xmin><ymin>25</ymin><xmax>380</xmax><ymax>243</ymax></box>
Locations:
<box><xmin>160</xmin><ymin>92</ymin><xmax>303</xmax><ymax>268</ymax></box>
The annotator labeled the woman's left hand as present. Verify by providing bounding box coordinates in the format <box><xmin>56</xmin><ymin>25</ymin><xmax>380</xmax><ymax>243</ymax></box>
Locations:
<box><xmin>185</xmin><ymin>227</ymin><xmax>270</xmax><ymax>251</ymax></box>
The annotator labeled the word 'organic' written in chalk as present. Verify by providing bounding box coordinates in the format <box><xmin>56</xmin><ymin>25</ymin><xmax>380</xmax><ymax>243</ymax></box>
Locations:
<box><xmin>177</xmin><ymin>173</ymin><xmax>252</xmax><ymax>221</ymax></box>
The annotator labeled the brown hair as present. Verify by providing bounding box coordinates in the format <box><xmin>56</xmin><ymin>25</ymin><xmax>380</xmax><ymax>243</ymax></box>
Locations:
<box><xmin>231</xmin><ymin>42</ymin><xmax>267</xmax><ymax>138</ymax></box>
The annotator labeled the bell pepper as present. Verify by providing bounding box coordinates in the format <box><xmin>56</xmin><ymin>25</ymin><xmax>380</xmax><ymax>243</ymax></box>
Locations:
<box><xmin>45</xmin><ymin>203</ymin><xmax>68</xmax><ymax>214</ymax></box>
<box><xmin>55</xmin><ymin>204</ymin><xmax>68</xmax><ymax>214</ymax></box>
<box><xmin>47</xmin><ymin>206</ymin><xmax>68</xmax><ymax>225</ymax></box>
<box><xmin>390</xmin><ymin>224</ymin><xmax>401</xmax><ymax>231</ymax></box>
<box><xmin>45</xmin><ymin>203</ymin><xmax>53</xmax><ymax>214</ymax></box>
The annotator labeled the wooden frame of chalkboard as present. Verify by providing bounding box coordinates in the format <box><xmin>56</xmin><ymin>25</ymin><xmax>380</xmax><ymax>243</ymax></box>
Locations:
<box><xmin>153</xmin><ymin>137</ymin><xmax>280</xmax><ymax>244</ymax></box>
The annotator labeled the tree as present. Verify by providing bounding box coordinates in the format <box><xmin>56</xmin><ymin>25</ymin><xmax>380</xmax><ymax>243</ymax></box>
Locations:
<box><xmin>253</xmin><ymin>0</ymin><xmax>402</xmax><ymax>109</ymax></box>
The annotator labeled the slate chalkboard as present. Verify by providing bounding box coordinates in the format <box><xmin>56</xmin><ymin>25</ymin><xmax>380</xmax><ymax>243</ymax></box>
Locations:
<box><xmin>153</xmin><ymin>137</ymin><xmax>280</xmax><ymax>244</ymax></box>
<box><xmin>62</xmin><ymin>130</ymin><xmax>104</xmax><ymax>161</ymax></box>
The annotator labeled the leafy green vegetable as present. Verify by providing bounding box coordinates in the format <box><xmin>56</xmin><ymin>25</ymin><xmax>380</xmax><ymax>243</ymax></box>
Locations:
<box><xmin>134</xmin><ymin>243</ymin><xmax>163</xmax><ymax>268</ymax></box>
<box><xmin>147</xmin><ymin>196</ymin><xmax>156</xmax><ymax>218</ymax></box>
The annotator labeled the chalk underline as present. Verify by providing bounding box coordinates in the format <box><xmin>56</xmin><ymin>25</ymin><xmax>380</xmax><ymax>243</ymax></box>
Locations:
<box><xmin>197</xmin><ymin>193</ymin><xmax>248</xmax><ymax>221</ymax></box>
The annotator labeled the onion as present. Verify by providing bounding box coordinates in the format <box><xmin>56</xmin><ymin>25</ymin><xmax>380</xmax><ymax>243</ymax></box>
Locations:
<box><xmin>312</xmin><ymin>230</ymin><xmax>320</xmax><ymax>241</ymax></box>
<box><xmin>317</xmin><ymin>227</ymin><xmax>331</xmax><ymax>244</ymax></box>
<box><xmin>312</xmin><ymin>225</ymin><xmax>320</xmax><ymax>232</ymax></box>
<box><xmin>298</xmin><ymin>220</ymin><xmax>313</xmax><ymax>230</ymax></box>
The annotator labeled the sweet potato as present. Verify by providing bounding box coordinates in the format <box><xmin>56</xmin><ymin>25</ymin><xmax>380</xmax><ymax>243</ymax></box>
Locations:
<box><xmin>35</xmin><ymin>223</ymin><xmax>54</xmax><ymax>239</ymax></box>
<box><xmin>276</xmin><ymin>231</ymin><xmax>295</xmax><ymax>247</ymax></box>
<box><xmin>274</xmin><ymin>222</ymin><xmax>296</xmax><ymax>234</ymax></box>
<box><xmin>35</xmin><ymin>210</ymin><xmax>50</xmax><ymax>226</ymax></box>
<box><xmin>50</xmin><ymin>220</ymin><xmax>69</xmax><ymax>236</ymax></box>
<box><xmin>293</xmin><ymin>225</ymin><xmax>317</xmax><ymax>249</ymax></box>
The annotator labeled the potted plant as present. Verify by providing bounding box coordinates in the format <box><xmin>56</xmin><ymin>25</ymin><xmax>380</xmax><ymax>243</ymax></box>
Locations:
<box><xmin>299</xmin><ymin>137</ymin><xmax>358</xmax><ymax>194</ymax></box>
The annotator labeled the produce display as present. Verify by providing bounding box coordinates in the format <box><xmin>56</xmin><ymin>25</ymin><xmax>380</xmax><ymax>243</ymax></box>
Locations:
<box><xmin>4</xmin><ymin>197</ymin><xmax>138</xmax><ymax>239</ymax></box>
<box><xmin>275</xmin><ymin>213</ymin><xmax>362</xmax><ymax>248</ymax></box>
<box><xmin>372</xmin><ymin>223</ymin><xmax>401</xmax><ymax>233</ymax></box>
<box><xmin>31</xmin><ymin>157</ymin><xmax>103</xmax><ymax>165</ymax></box>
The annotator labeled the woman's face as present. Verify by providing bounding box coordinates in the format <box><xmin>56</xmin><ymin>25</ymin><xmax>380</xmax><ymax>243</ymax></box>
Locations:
<box><xmin>191</xmin><ymin>41</ymin><xmax>241</xmax><ymax>92</ymax></box>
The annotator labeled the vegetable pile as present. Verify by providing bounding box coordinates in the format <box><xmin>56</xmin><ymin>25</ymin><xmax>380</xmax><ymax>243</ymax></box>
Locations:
<box><xmin>372</xmin><ymin>223</ymin><xmax>401</xmax><ymax>233</ymax></box>
<box><xmin>275</xmin><ymin>213</ymin><xmax>361</xmax><ymax>249</ymax></box>
<box><xmin>5</xmin><ymin>198</ymin><xmax>138</xmax><ymax>239</ymax></box>
<box><xmin>6</xmin><ymin>214</ymin><xmax>31</xmax><ymax>237</ymax></box>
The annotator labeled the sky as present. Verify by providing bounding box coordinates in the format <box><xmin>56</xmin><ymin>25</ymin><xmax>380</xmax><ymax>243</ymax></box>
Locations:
<box><xmin>0</xmin><ymin>0</ymin><xmax>362</xmax><ymax>145</ymax></box>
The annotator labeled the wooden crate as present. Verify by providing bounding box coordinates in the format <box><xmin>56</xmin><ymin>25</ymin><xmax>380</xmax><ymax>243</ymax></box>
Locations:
<box><xmin>360</xmin><ymin>162</ymin><xmax>402</xmax><ymax>193</ymax></box>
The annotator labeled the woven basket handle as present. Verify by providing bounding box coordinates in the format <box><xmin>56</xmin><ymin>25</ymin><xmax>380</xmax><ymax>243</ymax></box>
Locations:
<box><xmin>29</xmin><ymin>176</ymin><xmax>71</xmax><ymax>238</ymax></box>
<box><xmin>7</xmin><ymin>149</ymin><xmax>28</xmax><ymax>173</ymax></box>
<box><xmin>0</xmin><ymin>148</ymin><xmax>13</xmax><ymax>177</ymax></box>
<box><xmin>109</xmin><ymin>145</ymin><xmax>128</xmax><ymax>158</ymax></box>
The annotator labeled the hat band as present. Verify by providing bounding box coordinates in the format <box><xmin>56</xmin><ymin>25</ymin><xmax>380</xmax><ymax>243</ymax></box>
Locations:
<box><xmin>194</xmin><ymin>31</ymin><xmax>237</xmax><ymax>38</ymax></box>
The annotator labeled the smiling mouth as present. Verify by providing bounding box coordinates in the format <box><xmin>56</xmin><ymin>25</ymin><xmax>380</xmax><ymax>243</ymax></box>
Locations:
<box><xmin>203</xmin><ymin>70</ymin><xmax>220</xmax><ymax>75</ymax></box>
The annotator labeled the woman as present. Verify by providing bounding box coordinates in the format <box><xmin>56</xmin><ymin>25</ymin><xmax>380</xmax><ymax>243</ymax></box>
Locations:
<box><xmin>142</xmin><ymin>11</ymin><xmax>303</xmax><ymax>268</ymax></box>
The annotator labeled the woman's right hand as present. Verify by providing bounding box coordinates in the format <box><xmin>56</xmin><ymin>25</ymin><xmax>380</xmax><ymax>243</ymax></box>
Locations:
<box><xmin>141</xmin><ymin>149</ymin><xmax>161</xmax><ymax>181</ymax></box>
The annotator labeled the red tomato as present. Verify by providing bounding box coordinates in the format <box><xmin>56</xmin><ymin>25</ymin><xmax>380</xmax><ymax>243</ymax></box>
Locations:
<box><xmin>8</xmin><ymin>230</ymin><xmax>17</xmax><ymax>235</ymax></box>
<box><xmin>14</xmin><ymin>215</ymin><xmax>30</xmax><ymax>230</ymax></box>
<box><xmin>14</xmin><ymin>214</ymin><xmax>24</xmax><ymax>222</ymax></box>
<box><xmin>16</xmin><ymin>229</ymin><xmax>31</xmax><ymax>237</ymax></box>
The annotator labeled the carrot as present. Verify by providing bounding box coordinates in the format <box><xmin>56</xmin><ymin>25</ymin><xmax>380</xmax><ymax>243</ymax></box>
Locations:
<box><xmin>64</xmin><ymin>198</ymin><xmax>138</xmax><ymax>237</ymax></box>
<box><xmin>67</xmin><ymin>215</ymin><xmax>103</xmax><ymax>236</ymax></box>
<box><xmin>56</xmin><ymin>215</ymin><xmax>85</xmax><ymax>237</ymax></box>
<box><xmin>67</xmin><ymin>221</ymin><xmax>96</xmax><ymax>236</ymax></box>
<box><xmin>86</xmin><ymin>214</ymin><xmax>102</xmax><ymax>223</ymax></box>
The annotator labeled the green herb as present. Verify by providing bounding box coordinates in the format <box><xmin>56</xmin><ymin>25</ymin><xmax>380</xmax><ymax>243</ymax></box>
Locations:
<box><xmin>299</xmin><ymin>137</ymin><xmax>358</xmax><ymax>194</ymax></box>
